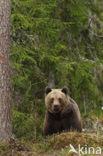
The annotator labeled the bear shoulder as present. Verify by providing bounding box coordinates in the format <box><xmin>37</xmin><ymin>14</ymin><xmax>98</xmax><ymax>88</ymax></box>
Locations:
<box><xmin>61</xmin><ymin>96</ymin><xmax>81</xmax><ymax>120</ymax></box>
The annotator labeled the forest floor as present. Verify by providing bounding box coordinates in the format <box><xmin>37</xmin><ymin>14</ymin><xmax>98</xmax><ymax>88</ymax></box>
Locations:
<box><xmin>0</xmin><ymin>116</ymin><xmax>103</xmax><ymax>156</ymax></box>
<box><xmin>0</xmin><ymin>131</ymin><xmax>103</xmax><ymax>156</ymax></box>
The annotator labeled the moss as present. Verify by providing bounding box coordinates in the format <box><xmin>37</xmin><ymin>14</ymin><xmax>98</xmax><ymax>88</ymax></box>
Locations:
<box><xmin>49</xmin><ymin>132</ymin><xmax>103</xmax><ymax>150</ymax></box>
<box><xmin>0</xmin><ymin>143</ymin><xmax>12</xmax><ymax>156</ymax></box>
<box><xmin>0</xmin><ymin>132</ymin><xmax>103</xmax><ymax>156</ymax></box>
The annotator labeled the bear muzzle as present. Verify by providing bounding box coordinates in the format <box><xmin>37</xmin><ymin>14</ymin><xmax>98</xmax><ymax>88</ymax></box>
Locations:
<box><xmin>54</xmin><ymin>104</ymin><xmax>59</xmax><ymax>112</ymax></box>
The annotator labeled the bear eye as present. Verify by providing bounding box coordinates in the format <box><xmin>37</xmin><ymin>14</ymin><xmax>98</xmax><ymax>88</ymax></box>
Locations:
<box><xmin>50</xmin><ymin>98</ymin><xmax>54</xmax><ymax>103</ymax></box>
<box><xmin>58</xmin><ymin>98</ymin><xmax>62</xmax><ymax>103</ymax></box>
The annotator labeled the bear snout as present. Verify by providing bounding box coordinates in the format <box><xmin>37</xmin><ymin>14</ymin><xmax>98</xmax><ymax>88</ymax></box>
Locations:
<box><xmin>54</xmin><ymin>104</ymin><xmax>59</xmax><ymax>111</ymax></box>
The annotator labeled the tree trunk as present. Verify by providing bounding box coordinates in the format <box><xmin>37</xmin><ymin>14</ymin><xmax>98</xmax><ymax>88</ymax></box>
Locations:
<box><xmin>0</xmin><ymin>0</ymin><xmax>12</xmax><ymax>142</ymax></box>
<box><xmin>48</xmin><ymin>71</ymin><xmax>55</xmax><ymax>88</ymax></box>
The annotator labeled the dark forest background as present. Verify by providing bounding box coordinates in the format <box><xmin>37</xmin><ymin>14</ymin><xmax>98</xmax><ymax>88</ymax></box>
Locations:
<box><xmin>11</xmin><ymin>0</ymin><xmax>103</xmax><ymax>140</ymax></box>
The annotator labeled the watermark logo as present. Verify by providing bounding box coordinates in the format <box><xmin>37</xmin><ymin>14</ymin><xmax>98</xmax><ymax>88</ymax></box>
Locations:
<box><xmin>69</xmin><ymin>144</ymin><xmax>102</xmax><ymax>155</ymax></box>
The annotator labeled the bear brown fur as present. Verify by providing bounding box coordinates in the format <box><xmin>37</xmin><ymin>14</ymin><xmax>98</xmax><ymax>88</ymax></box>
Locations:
<box><xmin>43</xmin><ymin>87</ymin><xmax>82</xmax><ymax>137</ymax></box>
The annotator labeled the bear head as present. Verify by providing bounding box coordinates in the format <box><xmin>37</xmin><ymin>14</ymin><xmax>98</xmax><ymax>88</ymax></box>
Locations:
<box><xmin>45</xmin><ymin>87</ymin><xmax>68</xmax><ymax>114</ymax></box>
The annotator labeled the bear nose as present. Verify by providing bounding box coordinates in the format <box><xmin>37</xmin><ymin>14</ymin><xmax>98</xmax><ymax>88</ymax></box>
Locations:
<box><xmin>54</xmin><ymin>104</ymin><xmax>59</xmax><ymax>111</ymax></box>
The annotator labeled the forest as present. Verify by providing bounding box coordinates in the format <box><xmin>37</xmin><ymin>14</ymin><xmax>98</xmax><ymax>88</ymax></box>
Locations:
<box><xmin>0</xmin><ymin>0</ymin><xmax>103</xmax><ymax>155</ymax></box>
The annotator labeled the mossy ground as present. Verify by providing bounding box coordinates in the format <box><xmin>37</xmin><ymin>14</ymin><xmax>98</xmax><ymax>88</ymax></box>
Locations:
<box><xmin>0</xmin><ymin>131</ymin><xmax>103</xmax><ymax>156</ymax></box>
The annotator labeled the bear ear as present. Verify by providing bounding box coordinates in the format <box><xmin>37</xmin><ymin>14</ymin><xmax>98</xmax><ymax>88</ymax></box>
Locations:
<box><xmin>61</xmin><ymin>87</ymin><xmax>68</xmax><ymax>95</ymax></box>
<box><xmin>45</xmin><ymin>87</ymin><xmax>52</xmax><ymax>95</ymax></box>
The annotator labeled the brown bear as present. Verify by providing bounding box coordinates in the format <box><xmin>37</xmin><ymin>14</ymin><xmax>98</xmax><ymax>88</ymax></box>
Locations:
<box><xmin>43</xmin><ymin>87</ymin><xmax>82</xmax><ymax>136</ymax></box>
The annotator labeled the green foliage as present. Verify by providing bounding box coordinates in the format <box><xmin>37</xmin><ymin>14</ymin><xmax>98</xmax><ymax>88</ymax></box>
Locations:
<box><xmin>11</xmin><ymin>0</ymin><xmax>103</xmax><ymax>139</ymax></box>
<box><xmin>12</xmin><ymin>109</ymin><xmax>35</xmax><ymax>139</ymax></box>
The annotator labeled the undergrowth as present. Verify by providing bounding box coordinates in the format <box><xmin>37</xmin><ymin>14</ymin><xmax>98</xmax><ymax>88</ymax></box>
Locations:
<box><xmin>0</xmin><ymin>131</ymin><xmax>103</xmax><ymax>156</ymax></box>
